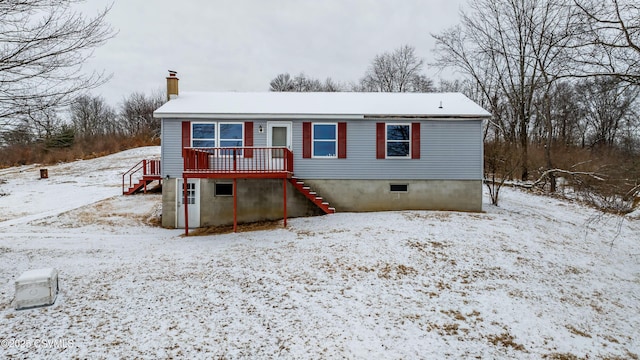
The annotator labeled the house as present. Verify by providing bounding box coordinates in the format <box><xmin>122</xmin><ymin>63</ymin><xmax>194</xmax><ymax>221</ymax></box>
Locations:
<box><xmin>151</xmin><ymin>72</ymin><xmax>491</xmax><ymax>233</ymax></box>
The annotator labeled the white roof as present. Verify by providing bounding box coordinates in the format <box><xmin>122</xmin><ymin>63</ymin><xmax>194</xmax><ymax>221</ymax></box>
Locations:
<box><xmin>153</xmin><ymin>92</ymin><xmax>491</xmax><ymax>119</ymax></box>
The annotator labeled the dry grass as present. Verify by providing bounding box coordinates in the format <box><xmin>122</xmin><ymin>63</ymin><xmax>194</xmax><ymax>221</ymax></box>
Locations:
<box><xmin>146</xmin><ymin>213</ymin><xmax>163</xmax><ymax>227</ymax></box>
<box><xmin>187</xmin><ymin>219</ymin><xmax>284</xmax><ymax>236</ymax></box>
<box><xmin>487</xmin><ymin>142</ymin><xmax>640</xmax><ymax>211</ymax></box>
<box><xmin>565</xmin><ymin>325</ymin><xmax>592</xmax><ymax>338</ymax></box>
<box><xmin>441</xmin><ymin>309</ymin><xmax>467</xmax><ymax>321</ymax></box>
<box><xmin>377</xmin><ymin>263</ymin><xmax>418</xmax><ymax>279</ymax></box>
<box><xmin>486</xmin><ymin>332</ymin><xmax>526</xmax><ymax>351</ymax></box>
<box><xmin>543</xmin><ymin>353</ymin><xmax>582</xmax><ymax>360</ymax></box>
<box><xmin>0</xmin><ymin>134</ymin><xmax>159</xmax><ymax>168</ymax></box>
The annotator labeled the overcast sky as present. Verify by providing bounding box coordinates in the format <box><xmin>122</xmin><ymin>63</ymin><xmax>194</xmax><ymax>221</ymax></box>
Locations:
<box><xmin>76</xmin><ymin>0</ymin><xmax>466</xmax><ymax>106</ymax></box>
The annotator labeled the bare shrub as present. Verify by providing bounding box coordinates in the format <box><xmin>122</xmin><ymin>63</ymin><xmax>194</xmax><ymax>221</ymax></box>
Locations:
<box><xmin>484</xmin><ymin>140</ymin><xmax>521</xmax><ymax>205</ymax></box>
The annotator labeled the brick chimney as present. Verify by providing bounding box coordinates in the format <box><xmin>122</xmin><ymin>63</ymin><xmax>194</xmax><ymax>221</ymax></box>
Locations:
<box><xmin>166</xmin><ymin>70</ymin><xmax>179</xmax><ymax>101</ymax></box>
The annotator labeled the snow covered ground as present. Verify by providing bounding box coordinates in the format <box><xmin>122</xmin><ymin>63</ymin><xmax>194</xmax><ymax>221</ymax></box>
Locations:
<box><xmin>0</xmin><ymin>146</ymin><xmax>638</xmax><ymax>359</ymax></box>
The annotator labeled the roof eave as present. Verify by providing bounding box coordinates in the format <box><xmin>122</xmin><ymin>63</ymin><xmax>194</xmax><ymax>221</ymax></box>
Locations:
<box><xmin>153</xmin><ymin>112</ymin><xmax>366</xmax><ymax>120</ymax></box>
<box><xmin>154</xmin><ymin>112</ymin><xmax>491</xmax><ymax>120</ymax></box>
<box><xmin>363</xmin><ymin>114</ymin><xmax>492</xmax><ymax>120</ymax></box>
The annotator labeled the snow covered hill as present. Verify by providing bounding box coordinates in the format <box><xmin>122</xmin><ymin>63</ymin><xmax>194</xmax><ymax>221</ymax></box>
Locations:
<box><xmin>0</xmin><ymin>146</ymin><xmax>638</xmax><ymax>359</ymax></box>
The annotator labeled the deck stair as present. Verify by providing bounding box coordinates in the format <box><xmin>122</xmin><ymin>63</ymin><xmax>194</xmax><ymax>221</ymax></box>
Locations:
<box><xmin>289</xmin><ymin>177</ymin><xmax>335</xmax><ymax>214</ymax></box>
<box><xmin>123</xmin><ymin>159</ymin><xmax>162</xmax><ymax>195</ymax></box>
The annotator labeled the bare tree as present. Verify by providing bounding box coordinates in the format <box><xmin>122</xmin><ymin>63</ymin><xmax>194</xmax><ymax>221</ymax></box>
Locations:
<box><xmin>571</xmin><ymin>0</ymin><xmax>640</xmax><ymax>85</ymax></box>
<box><xmin>27</xmin><ymin>108</ymin><xmax>63</xmax><ymax>141</ymax></box>
<box><xmin>270</xmin><ymin>72</ymin><xmax>344</xmax><ymax>92</ymax></box>
<box><xmin>547</xmin><ymin>82</ymin><xmax>583</xmax><ymax>147</ymax></box>
<box><xmin>361</xmin><ymin>45</ymin><xmax>433</xmax><ymax>92</ymax></box>
<box><xmin>270</xmin><ymin>45</ymin><xmax>430</xmax><ymax>93</ymax></box>
<box><xmin>70</xmin><ymin>95</ymin><xmax>117</xmax><ymax>139</ymax></box>
<box><xmin>2</xmin><ymin>108</ymin><xmax>75</xmax><ymax>150</ymax></box>
<box><xmin>433</xmin><ymin>0</ymin><xmax>573</xmax><ymax>181</ymax></box>
<box><xmin>484</xmin><ymin>140</ymin><xmax>521</xmax><ymax>206</ymax></box>
<box><xmin>0</xmin><ymin>1</ymin><xmax>114</xmax><ymax>125</ymax></box>
<box><xmin>292</xmin><ymin>73</ymin><xmax>323</xmax><ymax>92</ymax></box>
<box><xmin>575</xmin><ymin>77</ymin><xmax>639</xmax><ymax>148</ymax></box>
<box><xmin>270</xmin><ymin>73</ymin><xmax>294</xmax><ymax>91</ymax></box>
<box><xmin>120</xmin><ymin>91</ymin><xmax>164</xmax><ymax>138</ymax></box>
<box><xmin>322</xmin><ymin>77</ymin><xmax>343</xmax><ymax>92</ymax></box>
<box><xmin>0</xmin><ymin>122</ymin><xmax>33</xmax><ymax>147</ymax></box>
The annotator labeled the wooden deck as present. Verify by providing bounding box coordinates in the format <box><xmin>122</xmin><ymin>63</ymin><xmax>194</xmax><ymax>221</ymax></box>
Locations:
<box><xmin>182</xmin><ymin>147</ymin><xmax>294</xmax><ymax>179</ymax></box>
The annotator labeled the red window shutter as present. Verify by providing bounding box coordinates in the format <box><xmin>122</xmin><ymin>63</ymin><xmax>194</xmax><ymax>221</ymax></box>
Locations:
<box><xmin>244</xmin><ymin>122</ymin><xmax>253</xmax><ymax>158</ymax></box>
<box><xmin>338</xmin><ymin>122</ymin><xmax>347</xmax><ymax>158</ymax></box>
<box><xmin>181</xmin><ymin>121</ymin><xmax>190</xmax><ymax>149</ymax></box>
<box><xmin>411</xmin><ymin>122</ymin><xmax>420</xmax><ymax>159</ymax></box>
<box><xmin>376</xmin><ymin>123</ymin><xmax>385</xmax><ymax>159</ymax></box>
<box><xmin>303</xmin><ymin>122</ymin><xmax>311</xmax><ymax>158</ymax></box>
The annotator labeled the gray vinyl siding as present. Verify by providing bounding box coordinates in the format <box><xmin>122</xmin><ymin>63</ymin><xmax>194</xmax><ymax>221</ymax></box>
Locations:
<box><xmin>161</xmin><ymin>119</ymin><xmax>184</xmax><ymax>178</ymax></box>
<box><xmin>294</xmin><ymin>119</ymin><xmax>483</xmax><ymax>180</ymax></box>
<box><xmin>161</xmin><ymin>118</ymin><xmax>483</xmax><ymax>180</ymax></box>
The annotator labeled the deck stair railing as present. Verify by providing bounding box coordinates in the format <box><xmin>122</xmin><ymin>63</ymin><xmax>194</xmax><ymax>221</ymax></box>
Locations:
<box><xmin>122</xmin><ymin>159</ymin><xmax>161</xmax><ymax>195</ymax></box>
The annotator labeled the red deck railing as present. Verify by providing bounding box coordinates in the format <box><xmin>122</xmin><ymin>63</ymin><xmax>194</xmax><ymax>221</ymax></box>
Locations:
<box><xmin>182</xmin><ymin>147</ymin><xmax>294</xmax><ymax>178</ymax></box>
<box><xmin>122</xmin><ymin>159</ymin><xmax>161</xmax><ymax>193</ymax></box>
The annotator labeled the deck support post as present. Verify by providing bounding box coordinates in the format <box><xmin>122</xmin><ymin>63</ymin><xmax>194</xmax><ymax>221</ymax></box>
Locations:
<box><xmin>283</xmin><ymin>177</ymin><xmax>287</xmax><ymax>228</ymax></box>
<box><xmin>233</xmin><ymin>178</ymin><xmax>238</xmax><ymax>232</ymax></box>
<box><xmin>184</xmin><ymin>176</ymin><xmax>189</xmax><ymax>236</ymax></box>
<box><xmin>142</xmin><ymin>160</ymin><xmax>147</xmax><ymax>194</ymax></box>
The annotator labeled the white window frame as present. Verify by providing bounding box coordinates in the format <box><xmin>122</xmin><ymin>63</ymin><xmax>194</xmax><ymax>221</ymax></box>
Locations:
<box><xmin>218</xmin><ymin>122</ymin><xmax>244</xmax><ymax>148</ymax></box>
<box><xmin>191</xmin><ymin>122</ymin><xmax>244</xmax><ymax>157</ymax></box>
<box><xmin>218</xmin><ymin>122</ymin><xmax>244</xmax><ymax>157</ymax></box>
<box><xmin>191</xmin><ymin>121</ymin><xmax>216</xmax><ymax>148</ymax></box>
<box><xmin>312</xmin><ymin>122</ymin><xmax>338</xmax><ymax>158</ymax></box>
<box><xmin>385</xmin><ymin>123</ymin><xmax>411</xmax><ymax>159</ymax></box>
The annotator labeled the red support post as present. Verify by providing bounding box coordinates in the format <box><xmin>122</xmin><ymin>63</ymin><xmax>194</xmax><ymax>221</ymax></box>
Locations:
<box><xmin>233</xmin><ymin>178</ymin><xmax>238</xmax><ymax>232</ymax></box>
<box><xmin>283</xmin><ymin>177</ymin><xmax>287</xmax><ymax>227</ymax></box>
<box><xmin>288</xmin><ymin>149</ymin><xmax>294</xmax><ymax>172</ymax></box>
<box><xmin>184</xmin><ymin>176</ymin><xmax>189</xmax><ymax>236</ymax></box>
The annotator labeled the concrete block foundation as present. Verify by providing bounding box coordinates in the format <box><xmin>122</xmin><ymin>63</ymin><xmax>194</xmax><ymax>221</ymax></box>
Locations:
<box><xmin>162</xmin><ymin>178</ymin><xmax>482</xmax><ymax>229</ymax></box>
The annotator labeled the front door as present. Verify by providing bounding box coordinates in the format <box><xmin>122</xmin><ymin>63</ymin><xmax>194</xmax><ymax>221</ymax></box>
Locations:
<box><xmin>267</xmin><ymin>122</ymin><xmax>292</xmax><ymax>168</ymax></box>
<box><xmin>177</xmin><ymin>178</ymin><xmax>200</xmax><ymax>228</ymax></box>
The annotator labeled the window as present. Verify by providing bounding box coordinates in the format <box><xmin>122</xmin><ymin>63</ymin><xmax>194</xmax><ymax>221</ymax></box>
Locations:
<box><xmin>181</xmin><ymin>182</ymin><xmax>196</xmax><ymax>204</ymax></box>
<box><xmin>390</xmin><ymin>184</ymin><xmax>408</xmax><ymax>192</ymax></box>
<box><xmin>303</xmin><ymin>122</ymin><xmax>346</xmax><ymax>159</ymax></box>
<box><xmin>386</xmin><ymin>124</ymin><xmax>411</xmax><ymax>158</ymax></box>
<box><xmin>192</xmin><ymin>123</ymin><xmax>215</xmax><ymax>147</ymax></box>
<box><xmin>219</xmin><ymin>123</ymin><xmax>243</xmax><ymax>147</ymax></box>
<box><xmin>191</xmin><ymin>122</ymin><xmax>244</xmax><ymax>155</ymax></box>
<box><xmin>376</xmin><ymin>122</ymin><xmax>420</xmax><ymax>160</ymax></box>
<box><xmin>215</xmin><ymin>182</ymin><xmax>233</xmax><ymax>196</ymax></box>
<box><xmin>312</xmin><ymin>123</ymin><xmax>337</xmax><ymax>158</ymax></box>
<box><xmin>219</xmin><ymin>123</ymin><xmax>243</xmax><ymax>156</ymax></box>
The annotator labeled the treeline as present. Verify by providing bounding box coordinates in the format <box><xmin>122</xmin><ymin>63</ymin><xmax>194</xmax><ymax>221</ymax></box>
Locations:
<box><xmin>432</xmin><ymin>0</ymin><xmax>639</xmax><ymax>210</ymax></box>
<box><xmin>0</xmin><ymin>91</ymin><xmax>163</xmax><ymax>166</ymax></box>
<box><xmin>270</xmin><ymin>45</ymin><xmax>435</xmax><ymax>93</ymax></box>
